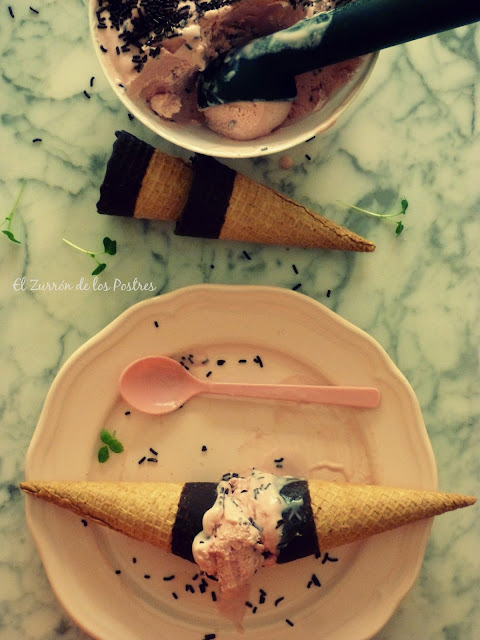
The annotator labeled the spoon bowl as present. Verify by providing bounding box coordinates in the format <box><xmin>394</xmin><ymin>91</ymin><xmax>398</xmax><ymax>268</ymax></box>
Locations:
<box><xmin>119</xmin><ymin>356</ymin><xmax>381</xmax><ymax>415</ymax></box>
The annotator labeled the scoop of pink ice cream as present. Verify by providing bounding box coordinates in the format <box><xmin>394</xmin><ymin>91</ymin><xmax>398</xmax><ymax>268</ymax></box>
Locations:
<box><xmin>204</xmin><ymin>101</ymin><xmax>292</xmax><ymax>140</ymax></box>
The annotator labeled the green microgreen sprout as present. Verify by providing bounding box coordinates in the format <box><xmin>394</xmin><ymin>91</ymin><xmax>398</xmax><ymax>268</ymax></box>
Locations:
<box><xmin>62</xmin><ymin>236</ymin><xmax>117</xmax><ymax>275</ymax></box>
<box><xmin>2</xmin><ymin>180</ymin><xmax>26</xmax><ymax>244</ymax></box>
<box><xmin>98</xmin><ymin>428</ymin><xmax>124</xmax><ymax>463</ymax></box>
<box><xmin>339</xmin><ymin>198</ymin><xmax>408</xmax><ymax>236</ymax></box>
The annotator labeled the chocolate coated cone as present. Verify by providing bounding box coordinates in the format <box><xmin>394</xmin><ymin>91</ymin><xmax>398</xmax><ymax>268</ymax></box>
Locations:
<box><xmin>21</xmin><ymin>480</ymin><xmax>475</xmax><ymax>557</ymax></box>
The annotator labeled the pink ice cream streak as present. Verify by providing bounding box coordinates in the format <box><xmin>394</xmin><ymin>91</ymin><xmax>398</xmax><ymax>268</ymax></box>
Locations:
<box><xmin>93</xmin><ymin>0</ymin><xmax>361</xmax><ymax>140</ymax></box>
<box><xmin>192</xmin><ymin>470</ymin><xmax>317</xmax><ymax>592</ymax></box>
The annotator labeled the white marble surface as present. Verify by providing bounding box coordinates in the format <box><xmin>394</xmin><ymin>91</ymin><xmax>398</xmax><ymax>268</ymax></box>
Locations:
<box><xmin>1</xmin><ymin>1</ymin><xmax>479</xmax><ymax>639</ymax></box>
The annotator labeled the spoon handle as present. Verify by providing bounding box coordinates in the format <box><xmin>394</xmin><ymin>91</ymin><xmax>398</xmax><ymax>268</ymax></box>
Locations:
<box><xmin>202</xmin><ymin>381</ymin><xmax>380</xmax><ymax>409</ymax></box>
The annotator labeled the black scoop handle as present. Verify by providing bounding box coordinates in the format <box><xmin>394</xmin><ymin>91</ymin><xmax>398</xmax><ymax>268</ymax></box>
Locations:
<box><xmin>198</xmin><ymin>0</ymin><xmax>480</xmax><ymax>106</ymax></box>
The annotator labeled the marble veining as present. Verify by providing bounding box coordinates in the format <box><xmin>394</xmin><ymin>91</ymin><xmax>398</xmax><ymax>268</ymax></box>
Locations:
<box><xmin>0</xmin><ymin>1</ymin><xmax>479</xmax><ymax>639</ymax></box>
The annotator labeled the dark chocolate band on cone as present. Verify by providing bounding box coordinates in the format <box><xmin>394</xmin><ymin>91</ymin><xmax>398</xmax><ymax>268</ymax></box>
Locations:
<box><xmin>277</xmin><ymin>480</ymin><xmax>319</xmax><ymax>563</ymax></box>
<box><xmin>97</xmin><ymin>131</ymin><xmax>155</xmax><ymax>217</ymax></box>
<box><xmin>174</xmin><ymin>155</ymin><xmax>236</xmax><ymax>239</ymax></box>
<box><xmin>171</xmin><ymin>482</ymin><xmax>218</xmax><ymax>563</ymax></box>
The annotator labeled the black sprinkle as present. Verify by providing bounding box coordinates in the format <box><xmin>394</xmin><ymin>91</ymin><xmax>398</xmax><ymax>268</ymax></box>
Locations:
<box><xmin>307</xmin><ymin>580</ymin><xmax>313</xmax><ymax>589</ymax></box>
<box><xmin>305</xmin><ymin>154</ymin><xmax>311</xmax><ymax>161</ymax></box>
<box><xmin>315</xmin><ymin>550</ymin><xmax>321</xmax><ymax>559</ymax></box>
<box><xmin>163</xmin><ymin>575</ymin><xmax>175</xmax><ymax>581</ymax></box>
<box><xmin>149</xmin><ymin>447</ymin><xmax>158</xmax><ymax>455</ymax></box>
<box><xmin>83</xmin><ymin>90</ymin><xmax>91</xmax><ymax>99</ymax></box>
<box><xmin>100</xmin><ymin>45</ymin><xmax>108</xmax><ymax>53</ymax></box>
<box><xmin>210</xmin><ymin>264</ymin><xmax>215</xmax><ymax>269</ymax></box>
<box><xmin>154</xmin><ymin>320</ymin><xmax>159</xmax><ymax>327</ymax></box>
<box><xmin>8</xmin><ymin>6</ymin><xmax>14</xmax><ymax>18</ymax></box>
<box><xmin>144</xmin><ymin>574</ymin><xmax>151</xmax><ymax>579</ymax></box>
<box><xmin>201</xmin><ymin>445</ymin><xmax>208</xmax><ymax>452</ymax></box>
<box><xmin>32</xmin><ymin>138</ymin><xmax>42</xmax><ymax>143</ymax></box>
<box><xmin>326</xmin><ymin>289</ymin><xmax>331</xmax><ymax>297</ymax></box>
<box><xmin>172</xmin><ymin>592</ymin><xmax>178</xmax><ymax>599</ymax></box>
<box><xmin>261</xmin><ymin>147</ymin><xmax>268</xmax><ymax>151</ymax></box>
<box><xmin>216</xmin><ymin>359</ymin><xmax>225</xmax><ymax>366</ymax></box>
<box><xmin>185</xmin><ymin>584</ymin><xmax>195</xmax><ymax>593</ymax></box>
<box><xmin>275</xmin><ymin>596</ymin><xmax>285</xmax><ymax>606</ymax></box>
<box><xmin>292</xmin><ymin>283</ymin><xmax>302</xmax><ymax>291</ymax></box>
<box><xmin>306</xmin><ymin>135</ymin><xmax>316</xmax><ymax>142</ymax></box>
<box><xmin>292</xmin><ymin>264</ymin><xmax>298</xmax><ymax>274</ymax></box>
<box><xmin>211</xmin><ymin>591</ymin><xmax>217</xmax><ymax>602</ymax></box>
<box><xmin>132</xmin><ymin>557</ymin><xmax>137</xmax><ymax>564</ymax></box>
<box><xmin>203</xmin><ymin>635</ymin><xmax>216</xmax><ymax>640</ymax></box>
<box><xmin>322</xmin><ymin>552</ymin><xmax>338</xmax><ymax>564</ymax></box>
<box><xmin>201</xmin><ymin>358</ymin><xmax>210</xmax><ymax>364</ymax></box>
<box><xmin>30</xmin><ymin>6</ymin><xmax>39</xmax><ymax>13</ymax></box>
<box><xmin>206</xmin><ymin>371</ymin><xmax>212</xmax><ymax>378</ymax></box>
<box><xmin>245</xmin><ymin>601</ymin><xmax>253</xmax><ymax>608</ymax></box>
<box><xmin>192</xmin><ymin>573</ymin><xmax>199</xmax><ymax>581</ymax></box>
<box><xmin>115</xmin><ymin>569</ymin><xmax>121</xmax><ymax>574</ymax></box>
<box><xmin>147</xmin><ymin>457</ymin><xmax>158</xmax><ymax>463</ymax></box>
<box><xmin>125</xmin><ymin>411</ymin><xmax>131</xmax><ymax>415</ymax></box>
<box><xmin>253</xmin><ymin>355</ymin><xmax>263</xmax><ymax>368</ymax></box>
<box><xmin>81</xmin><ymin>519</ymin><xmax>88</xmax><ymax>527</ymax></box>
<box><xmin>252</xmin><ymin>606</ymin><xmax>258</xmax><ymax>613</ymax></box>
<box><xmin>242</xmin><ymin>250</ymin><xmax>251</xmax><ymax>260</ymax></box>
<box><xmin>128</xmin><ymin>113</ymin><xmax>135</xmax><ymax>120</ymax></box>
<box><xmin>238</xmin><ymin>359</ymin><xmax>247</xmax><ymax>363</ymax></box>
<box><xmin>274</xmin><ymin>457</ymin><xmax>284</xmax><ymax>463</ymax></box>
<box><xmin>286</xmin><ymin>619</ymin><xmax>294</xmax><ymax>627</ymax></box>
<box><xmin>311</xmin><ymin>573</ymin><xmax>321</xmax><ymax>587</ymax></box>
<box><xmin>138</xmin><ymin>456</ymin><xmax>146</xmax><ymax>464</ymax></box>
<box><xmin>259</xmin><ymin>591</ymin><xmax>266</xmax><ymax>604</ymax></box>
<box><xmin>206</xmin><ymin>573</ymin><xmax>218</xmax><ymax>582</ymax></box>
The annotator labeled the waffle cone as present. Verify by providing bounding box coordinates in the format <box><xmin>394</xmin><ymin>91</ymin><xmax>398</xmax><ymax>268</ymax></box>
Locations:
<box><xmin>134</xmin><ymin>149</ymin><xmax>193</xmax><ymax>221</ymax></box>
<box><xmin>308</xmin><ymin>480</ymin><xmax>476</xmax><ymax>550</ymax></box>
<box><xmin>221</xmin><ymin>173</ymin><xmax>375</xmax><ymax>251</ymax></box>
<box><xmin>20</xmin><ymin>480</ymin><xmax>183</xmax><ymax>552</ymax></box>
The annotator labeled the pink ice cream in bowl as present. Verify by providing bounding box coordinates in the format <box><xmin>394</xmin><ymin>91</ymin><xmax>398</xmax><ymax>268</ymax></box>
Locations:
<box><xmin>88</xmin><ymin>0</ymin><xmax>480</xmax><ymax>159</ymax></box>
<box><xmin>88</xmin><ymin>0</ymin><xmax>377</xmax><ymax>159</ymax></box>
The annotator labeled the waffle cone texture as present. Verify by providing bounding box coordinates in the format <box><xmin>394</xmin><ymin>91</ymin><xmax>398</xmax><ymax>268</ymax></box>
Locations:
<box><xmin>97</xmin><ymin>131</ymin><xmax>375</xmax><ymax>252</ymax></box>
<box><xmin>20</xmin><ymin>479</ymin><xmax>475</xmax><ymax>559</ymax></box>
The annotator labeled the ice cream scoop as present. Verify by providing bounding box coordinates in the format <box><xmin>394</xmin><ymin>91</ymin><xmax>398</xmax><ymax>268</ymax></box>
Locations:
<box><xmin>119</xmin><ymin>355</ymin><xmax>381</xmax><ymax>415</ymax></box>
<box><xmin>198</xmin><ymin>0</ymin><xmax>480</xmax><ymax>106</ymax></box>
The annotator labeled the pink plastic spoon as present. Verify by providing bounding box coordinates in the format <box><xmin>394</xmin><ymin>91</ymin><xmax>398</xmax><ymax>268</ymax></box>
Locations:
<box><xmin>119</xmin><ymin>356</ymin><xmax>381</xmax><ymax>415</ymax></box>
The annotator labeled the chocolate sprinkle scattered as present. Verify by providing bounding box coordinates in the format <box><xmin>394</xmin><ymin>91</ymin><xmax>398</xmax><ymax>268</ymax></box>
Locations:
<box><xmin>163</xmin><ymin>575</ymin><xmax>175</xmax><ymax>581</ymax></box>
<box><xmin>274</xmin><ymin>596</ymin><xmax>285</xmax><ymax>606</ymax></box>
<box><xmin>83</xmin><ymin>90</ymin><xmax>91</xmax><ymax>99</ymax></box>
<box><xmin>125</xmin><ymin>411</ymin><xmax>131</xmax><ymax>415</ymax></box>
<box><xmin>138</xmin><ymin>456</ymin><xmax>146</xmax><ymax>464</ymax></box>
<box><xmin>32</xmin><ymin>138</ymin><xmax>42</xmax><ymax>143</ymax></box>
<box><xmin>30</xmin><ymin>7</ymin><xmax>39</xmax><ymax>13</ymax></box>
<box><xmin>149</xmin><ymin>447</ymin><xmax>158</xmax><ymax>455</ymax></box>
<box><xmin>203</xmin><ymin>634</ymin><xmax>216</xmax><ymax>640</ymax></box>
<box><xmin>90</xmin><ymin>76</ymin><xmax>95</xmax><ymax>87</ymax></box>
<box><xmin>144</xmin><ymin>574</ymin><xmax>151</xmax><ymax>579</ymax></box>
<box><xmin>327</xmin><ymin>289</ymin><xmax>332</xmax><ymax>297</ymax></box>
<box><xmin>172</xmin><ymin>592</ymin><xmax>178</xmax><ymax>599</ymax></box>
<box><xmin>305</xmin><ymin>154</ymin><xmax>311</xmax><ymax>161</ymax></box>
<box><xmin>8</xmin><ymin>6</ymin><xmax>14</xmax><ymax>18</ymax></box>
<box><xmin>115</xmin><ymin>569</ymin><xmax>121</xmax><ymax>574</ymax></box>
<box><xmin>216</xmin><ymin>359</ymin><xmax>225</xmax><ymax>366</ymax></box>
<box><xmin>286</xmin><ymin>618</ymin><xmax>294</xmax><ymax>626</ymax></box>
<box><xmin>81</xmin><ymin>519</ymin><xmax>88</xmax><ymax>527</ymax></box>
<box><xmin>211</xmin><ymin>591</ymin><xmax>217</xmax><ymax>602</ymax></box>
<box><xmin>292</xmin><ymin>264</ymin><xmax>298</xmax><ymax>274</ymax></box>
<box><xmin>292</xmin><ymin>283</ymin><xmax>302</xmax><ymax>291</ymax></box>
<box><xmin>202</xmin><ymin>445</ymin><xmax>208</xmax><ymax>452</ymax></box>
<box><xmin>242</xmin><ymin>250</ymin><xmax>251</xmax><ymax>260</ymax></box>
<box><xmin>253</xmin><ymin>355</ymin><xmax>263</xmax><ymax>368</ymax></box>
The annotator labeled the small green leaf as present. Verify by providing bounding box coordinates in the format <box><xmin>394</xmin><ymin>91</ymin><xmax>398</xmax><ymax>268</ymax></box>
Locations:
<box><xmin>400</xmin><ymin>198</ymin><xmax>408</xmax><ymax>213</ymax></box>
<box><xmin>98</xmin><ymin>445</ymin><xmax>110</xmax><ymax>463</ymax></box>
<box><xmin>100</xmin><ymin>429</ymin><xmax>113</xmax><ymax>445</ymax></box>
<box><xmin>395</xmin><ymin>221</ymin><xmax>404</xmax><ymax>235</ymax></box>
<box><xmin>2</xmin><ymin>230</ymin><xmax>21</xmax><ymax>244</ymax></box>
<box><xmin>92</xmin><ymin>263</ymin><xmax>107</xmax><ymax>276</ymax></box>
<box><xmin>103</xmin><ymin>237</ymin><xmax>117</xmax><ymax>256</ymax></box>
<box><xmin>108</xmin><ymin>438</ymin><xmax>124</xmax><ymax>454</ymax></box>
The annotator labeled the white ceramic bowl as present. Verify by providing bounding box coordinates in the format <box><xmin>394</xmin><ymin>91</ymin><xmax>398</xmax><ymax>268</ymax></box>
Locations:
<box><xmin>89</xmin><ymin>1</ymin><xmax>378</xmax><ymax>159</ymax></box>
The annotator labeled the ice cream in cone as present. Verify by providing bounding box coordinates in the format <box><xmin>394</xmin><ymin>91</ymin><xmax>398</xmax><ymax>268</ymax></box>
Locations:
<box><xmin>97</xmin><ymin>131</ymin><xmax>375</xmax><ymax>252</ymax></box>
<box><xmin>20</xmin><ymin>471</ymin><xmax>475</xmax><ymax>593</ymax></box>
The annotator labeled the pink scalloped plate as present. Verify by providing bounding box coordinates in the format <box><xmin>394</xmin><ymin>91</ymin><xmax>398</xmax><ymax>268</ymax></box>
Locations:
<box><xmin>24</xmin><ymin>284</ymin><xmax>437</xmax><ymax>640</ymax></box>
